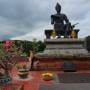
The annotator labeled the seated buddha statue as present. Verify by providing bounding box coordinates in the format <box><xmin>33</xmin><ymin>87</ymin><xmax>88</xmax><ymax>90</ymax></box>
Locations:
<box><xmin>51</xmin><ymin>3</ymin><xmax>71</xmax><ymax>38</ymax></box>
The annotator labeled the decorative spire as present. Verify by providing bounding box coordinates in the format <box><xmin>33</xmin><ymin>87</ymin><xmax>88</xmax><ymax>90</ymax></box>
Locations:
<box><xmin>55</xmin><ymin>2</ymin><xmax>61</xmax><ymax>12</ymax></box>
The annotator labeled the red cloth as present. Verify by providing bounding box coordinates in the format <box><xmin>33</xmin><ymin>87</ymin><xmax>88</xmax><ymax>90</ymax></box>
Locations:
<box><xmin>3</xmin><ymin>40</ymin><xmax>12</xmax><ymax>47</ymax></box>
<box><xmin>3</xmin><ymin>40</ymin><xmax>12</xmax><ymax>51</ymax></box>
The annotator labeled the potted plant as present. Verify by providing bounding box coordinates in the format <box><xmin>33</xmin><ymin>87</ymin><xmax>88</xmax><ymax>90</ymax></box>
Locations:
<box><xmin>42</xmin><ymin>72</ymin><xmax>54</xmax><ymax>81</ymax></box>
<box><xmin>0</xmin><ymin>40</ymin><xmax>22</xmax><ymax>84</ymax></box>
<box><xmin>16</xmin><ymin>63</ymin><xmax>29</xmax><ymax>78</ymax></box>
<box><xmin>40</xmin><ymin>63</ymin><xmax>54</xmax><ymax>81</ymax></box>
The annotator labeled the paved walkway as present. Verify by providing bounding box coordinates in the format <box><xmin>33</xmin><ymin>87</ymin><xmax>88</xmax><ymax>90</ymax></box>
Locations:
<box><xmin>39</xmin><ymin>83</ymin><xmax>90</xmax><ymax>90</ymax></box>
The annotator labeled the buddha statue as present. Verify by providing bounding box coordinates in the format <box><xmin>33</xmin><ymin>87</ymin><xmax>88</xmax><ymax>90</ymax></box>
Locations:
<box><xmin>51</xmin><ymin>3</ymin><xmax>71</xmax><ymax>38</ymax></box>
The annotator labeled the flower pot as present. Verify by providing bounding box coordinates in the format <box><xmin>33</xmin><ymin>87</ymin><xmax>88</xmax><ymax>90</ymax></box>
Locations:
<box><xmin>18</xmin><ymin>71</ymin><xmax>29</xmax><ymax>79</ymax></box>
<box><xmin>42</xmin><ymin>72</ymin><xmax>53</xmax><ymax>81</ymax></box>
<box><xmin>43</xmin><ymin>75</ymin><xmax>53</xmax><ymax>81</ymax></box>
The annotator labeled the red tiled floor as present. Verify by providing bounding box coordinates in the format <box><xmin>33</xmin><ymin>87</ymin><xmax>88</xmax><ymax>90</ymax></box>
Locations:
<box><xmin>2</xmin><ymin>61</ymin><xmax>90</xmax><ymax>90</ymax></box>
<box><xmin>11</xmin><ymin>65</ymin><xmax>58</xmax><ymax>90</ymax></box>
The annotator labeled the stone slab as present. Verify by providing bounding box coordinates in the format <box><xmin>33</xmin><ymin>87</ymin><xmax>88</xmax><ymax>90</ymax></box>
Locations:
<box><xmin>39</xmin><ymin>83</ymin><xmax>90</xmax><ymax>90</ymax></box>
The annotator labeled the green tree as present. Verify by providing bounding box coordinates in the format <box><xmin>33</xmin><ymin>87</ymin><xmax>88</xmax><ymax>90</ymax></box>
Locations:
<box><xmin>37</xmin><ymin>41</ymin><xmax>46</xmax><ymax>52</ymax></box>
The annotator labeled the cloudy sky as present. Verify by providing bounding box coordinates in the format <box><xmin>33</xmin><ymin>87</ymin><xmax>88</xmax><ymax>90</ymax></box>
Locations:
<box><xmin>0</xmin><ymin>0</ymin><xmax>90</xmax><ymax>41</ymax></box>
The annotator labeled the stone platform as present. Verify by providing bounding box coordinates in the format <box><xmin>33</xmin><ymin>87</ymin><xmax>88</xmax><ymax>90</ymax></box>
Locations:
<box><xmin>34</xmin><ymin>38</ymin><xmax>90</xmax><ymax>71</ymax></box>
<box><xmin>35</xmin><ymin>38</ymin><xmax>89</xmax><ymax>58</ymax></box>
<box><xmin>39</xmin><ymin>83</ymin><xmax>90</xmax><ymax>90</ymax></box>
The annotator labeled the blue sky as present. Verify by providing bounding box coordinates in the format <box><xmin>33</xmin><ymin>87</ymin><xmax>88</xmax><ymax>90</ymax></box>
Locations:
<box><xmin>0</xmin><ymin>0</ymin><xmax>90</xmax><ymax>41</ymax></box>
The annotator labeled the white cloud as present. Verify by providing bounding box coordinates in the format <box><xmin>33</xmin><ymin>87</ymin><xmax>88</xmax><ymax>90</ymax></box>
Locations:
<box><xmin>11</xmin><ymin>22</ymin><xmax>53</xmax><ymax>41</ymax></box>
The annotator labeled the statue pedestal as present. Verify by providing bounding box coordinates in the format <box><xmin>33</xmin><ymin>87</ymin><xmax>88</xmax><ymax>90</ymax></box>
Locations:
<box><xmin>45</xmin><ymin>29</ymin><xmax>53</xmax><ymax>39</ymax></box>
<box><xmin>34</xmin><ymin>38</ymin><xmax>90</xmax><ymax>71</ymax></box>
<box><xmin>45</xmin><ymin>29</ymin><xmax>80</xmax><ymax>39</ymax></box>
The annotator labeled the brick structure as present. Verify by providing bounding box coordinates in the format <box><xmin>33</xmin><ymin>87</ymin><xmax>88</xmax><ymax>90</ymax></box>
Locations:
<box><xmin>34</xmin><ymin>38</ymin><xmax>90</xmax><ymax>71</ymax></box>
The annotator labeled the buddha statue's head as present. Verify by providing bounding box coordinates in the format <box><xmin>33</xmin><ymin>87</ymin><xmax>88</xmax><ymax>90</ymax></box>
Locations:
<box><xmin>55</xmin><ymin>2</ymin><xmax>61</xmax><ymax>14</ymax></box>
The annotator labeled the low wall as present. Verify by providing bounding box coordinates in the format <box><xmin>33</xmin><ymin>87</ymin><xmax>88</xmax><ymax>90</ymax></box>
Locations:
<box><xmin>32</xmin><ymin>58</ymin><xmax>90</xmax><ymax>71</ymax></box>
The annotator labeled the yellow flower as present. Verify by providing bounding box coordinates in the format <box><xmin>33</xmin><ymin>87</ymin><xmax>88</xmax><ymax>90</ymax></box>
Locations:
<box><xmin>71</xmin><ymin>30</ymin><xmax>76</xmax><ymax>38</ymax></box>
<box><xmin>51</xmin><ymin>31</ymin><xmax>56</xmax><ymax>39</ymax></box>
<box><xmin>42</xmin><ymin>72</ymin><xmax>53</xmax><ymax>77</ymax></box>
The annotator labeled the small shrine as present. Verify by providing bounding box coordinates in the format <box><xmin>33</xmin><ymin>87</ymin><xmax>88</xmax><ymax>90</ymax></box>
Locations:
<box><xmin>34</xmin><ymin>3</ymin><xmax>90</xmax><ymax>71</ymax></box>
<box><xmin>1</xmin><ymin>2</ymin><xmax>90</xmax><ymax>90</ymax></box>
